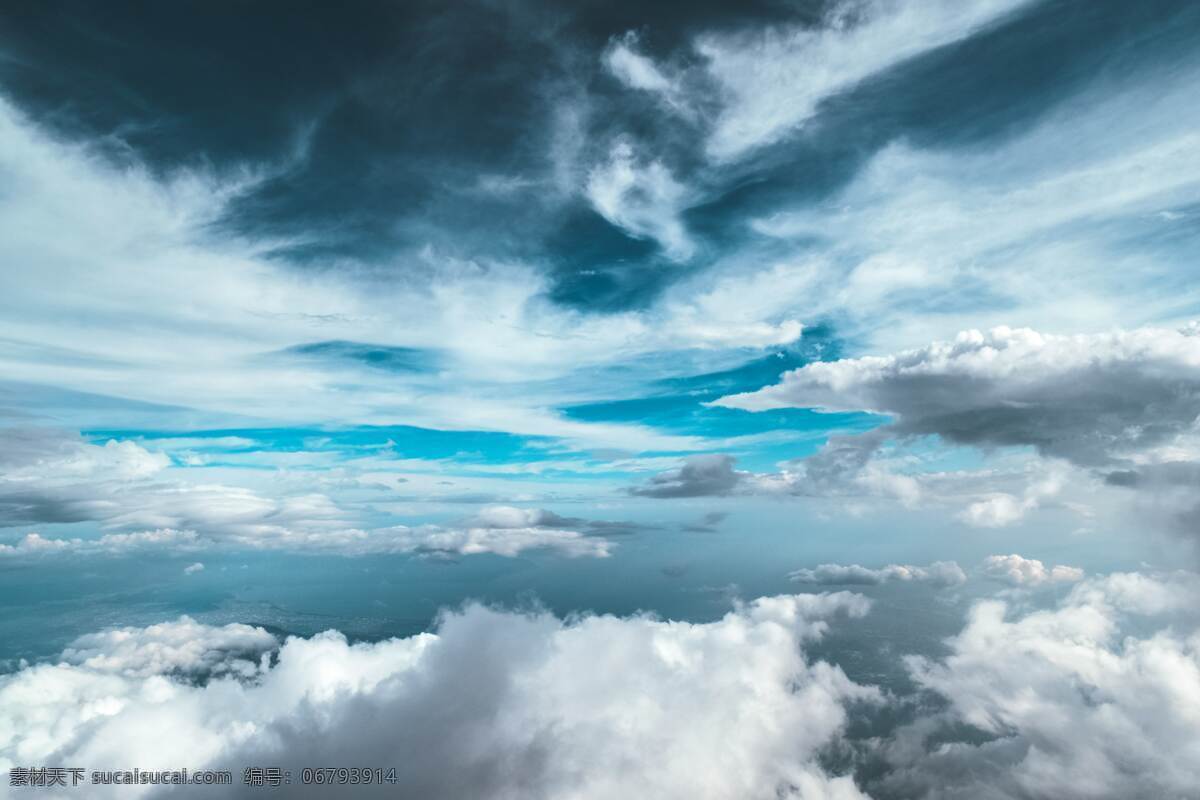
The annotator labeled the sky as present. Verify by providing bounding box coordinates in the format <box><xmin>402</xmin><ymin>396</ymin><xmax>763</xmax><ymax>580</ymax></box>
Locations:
<box><xmin>1</xmin><ymin>1</ymin><xmax>1199</xmax><ymax>798</ymax></box>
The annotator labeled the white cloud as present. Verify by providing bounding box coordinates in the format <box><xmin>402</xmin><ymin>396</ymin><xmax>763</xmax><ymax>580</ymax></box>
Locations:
<box><xmin>958</xmin><ymin>470</ymin><xmax>1064</xmax><ymax>528</ymax></box>
<box><xmin>0</xmin><ymin>97</ymin><xmax>797</xmax><ymax>455</ymax></box>
<box><xmin>469</xmin><ymin>505</ymin><xmax>565</xmax><ymax>528</ymax></box>
<box><xmin>982</xmin><ymin>554</ymin><xmax>1084</xmax><ymax>586</ymax></box>
<box><xmin>586</xmin><ymin>139</ymin><xmax>695</xmax><ymax>261</ymax></box>
<box><xmin>0</xmin><ymin>530</ymin><xmax>201</xmax><ymax>557</ymax></box>
<box><xmin>0</xmin><ymin>594</ymin><xmax>876</xmax><ymax>799</ymax></box>
<box><xmin>373</xmin><ymin>524</ymin><xmax>612</xmax><ymax>559</ymax></box>
<box><xmin>887</xmin><ymin>571</ymin><xmax>1200</xmax><ymax>799</ymax></box>
<box><xmin>698</xmin><ymin>0</ymin><xmax>1032</xmax><ymax>160</ymax></box>
<box><xmin>59</xmin><ymin>617</ymin><xmax>276</xmax><ymax>679</ymax></box>
<box><xmin>604</xmin><ymin>32</ymin><xmax>675</xmax><ymax>95</ymax></box>
<box><xmin>789</xmin><ymin>561</ymin><xmax>966</xmax><ymax>588</ymax></box>
<box><xmin>0</xmin><ymin>524</ymin><xmax>613</xmax><ymax>561</ymax></box>
<box><xmin>5</xmin><ymin>573</ymin><xmax>1198</xmax><ymax>799</ymax></box>
<box><xmin>0</xmin><ymin>429</ymin><xmax>617</xmax><ymax>559</ymax></box>
<box><xmin>183</xmin><ymin>562</ymin><xmax>205</xmax><ymax>575</ymax></box>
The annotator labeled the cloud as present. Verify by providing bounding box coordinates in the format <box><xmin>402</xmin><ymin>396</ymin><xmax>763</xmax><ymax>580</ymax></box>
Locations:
<box><xmin>982</xmin><ymin>554</ymin><xmax>1084</xmax><ymax>586</ymax></box>
<box><xmin>372</xmin><ymin>524</ymin><xmax>612</xmax><ymax>559</ymax></box>
<box><xmin>0</xmin><ymin>96</ymin><xmax>795</xmax><ymax>455</ymax></box>
<box><xmin>182</xmin><ymin>562</ymin><xmax>205</xmax><ymax>575</ymax></box>
<box><xmin>789</xmin><ymin>561</ymin><xmax>966</xmax><ymax>588</ymax></box>
<box><xmin>880</xmin><ymin>571</ymin><xmax>1200</xmax><ymax>800</ymax></box>
<box><xmin>5</xmin><ymin>569</ymin><xmax>1198</xmax><ymax>800</ymax></box>
<box><xmin>468</xmin><ymin>505</ymin><xmax>574</xmax><ymax>529</ymax></box>
<box><xmin>603</xmin><ymin>32</ymin><xmax>679</xmax><ymax>101</ymax></box>
<box><xmin>628</xmin><ymin>454</ymin><xmax>745</xmax><ymax>498</ymax></box>
<box><xmin>585</xmin><ymin>139</ymin><xmax>695</xmax><ymax>261</ymax></box>
<box><xmin>0</xmin><ymin>524</ymin><xmax>613</xmax><ymax>561</ymax></box>
<box><xmin>0</xmin><ymin>429</ymin><xmax>618</xmax><ymax>559</ymax></box>
<box><xmin>697</xmin><ymin>0</ymin><xmax>1032</xmax><ymax>160</ymax></box>
<box><xmin>716</xmin><ymin>325</ymin><xmax>1200</xmax><ymax>466</ymax></box>
<box><xmin>715</xmin><ymin>325</ymin><xmax>1200</xmax><ymax>530</ymax></box>
<box><xmin>0</xmin><ymin>530</ymin><xmax>202</xmax><ymax>557</ymax></box>
<box><xmin>0</xmin><ymin>594</ymin><xmax>876</xmax><ymax>799</ymax></box>
<box><xmin>752</xmin><ymin>432</ymin><xmax>922</xmax><ymax>507</ymax></box>
<box><xmin>957</xmin><ymin>470</ymin><xmax>1065</xmax><ymax>528</ymax></box>
<box><xmin>59</xmin><ymin>617</ymin><xmax>276</xmax><ymax>680</ymax></box>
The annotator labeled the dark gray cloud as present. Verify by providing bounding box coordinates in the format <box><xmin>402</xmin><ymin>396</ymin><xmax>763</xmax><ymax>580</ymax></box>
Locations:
<box><xmin>628</xmin><ymin>454</ymin><xmax>744</xmax><ymax>498</ymax></box>
<box><xmin>716</xmin><ymin>326</ymin><xmax>1200</xmax><ymax>532</ymax></box>
<box><xmin>718</xmin><ymin>327</ymin><xmax>1200</xmax><ymax>469</ymax></box>
<box><xmin>5</xmin><ymin>1</ymin><xmax>1193</xmax><ymax>312</ymax></box>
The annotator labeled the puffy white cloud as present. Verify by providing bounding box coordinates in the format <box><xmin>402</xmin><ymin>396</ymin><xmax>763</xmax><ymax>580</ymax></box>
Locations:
<box><xmin>789</xmin><ymin>561</ymin><xmax>966</xmax><ymax>588</ymax></box>
<box><xmin>981</xmin><ymin>554</ymin><xmax>1084</xmax><ymax>586</ymax></box>
<box><xmin>468</xmin><ymin>505</ymin><xmax>571</xmax><ymax>529</ymax></box>
<box><xmin>182</xmin><ymin>562</ymin><xmax>205</xmax><ymax>575</ymax></box>
<box><xmin>0</xmin><ymin>594</ymin><xmax>876</xmax><ymax>799</ymax></box>
<box><xmin>59</xmin><ymin>617</ymin><xmax>276</xmax><ymax>680</ymax></box>
<box><xmin>883</xmin><ymin>571</ymin><xmax>1200</xmax><ymax>799</ymax></box>
<box><xmin>6</xmin><ymin>573</ymin><xmax>1198</xmax><ymax>799</ymax></box>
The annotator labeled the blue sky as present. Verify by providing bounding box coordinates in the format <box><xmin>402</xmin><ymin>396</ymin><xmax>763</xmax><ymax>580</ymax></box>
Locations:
<box><xmin>2</xmin><ymin>2</ymin><xmax>1200</xmax><ymax>798</ymax></box>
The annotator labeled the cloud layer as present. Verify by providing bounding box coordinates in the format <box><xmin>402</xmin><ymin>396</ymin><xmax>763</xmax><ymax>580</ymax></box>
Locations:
<box><xmin>0</xmin><ymin>594</ymin><xmax>875</xmax><ymax>799</ymax></box>
<box><xmin>4</xmin><ymin>569</ymin><xmax>1198</xmax><ymax>799</ymax></box>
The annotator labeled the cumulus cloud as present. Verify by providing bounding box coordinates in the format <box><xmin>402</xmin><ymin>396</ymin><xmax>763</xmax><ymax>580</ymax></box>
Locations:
<box><xmin>715</xmin><ymin>325</ymin><xmax>1200</xmax><ymax>468</ymax></box>
<box><xmin>880</xmin><ymin>571</ymin><xmax>1200</xmax><ymax>800</ymax></box>
<box><xmin>789</xmin><ymin>561</ymin><xmax>966</xmax><ymax>588</ymax></box>
<box><xmin>715</xmin><ymin>325</ymin><xmax>1200</xmax><ymax>530</ymax></box>
<box><xmin>182</xmin><ymin>562</ymin><xmax>204</xmax><ymax>575</ymax></box>
<box><xmin>59</xmin><ymin>617</ymin><xmax>276</xmax><ymax>680</ymax></box>
<box><xmin>5</xmin><ymin>573</ymin><xmax>1198</xmax><ymax>799</ymax></box>
<box><xmin>982</xmin><ymin>554</ymin><xmax>1084</xmax><ymax>586</ymax></box>
<box><xmin>0</xmin><ymin>594</ymin><xmax>876</xmax><ymax>799</ymax></box>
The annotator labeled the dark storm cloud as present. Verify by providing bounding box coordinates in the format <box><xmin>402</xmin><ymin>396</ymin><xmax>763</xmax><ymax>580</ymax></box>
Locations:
<box><xmin>5</xmin><ymin>0</ymin><xmax>1196</xmax><ymax>311</ymax></box>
